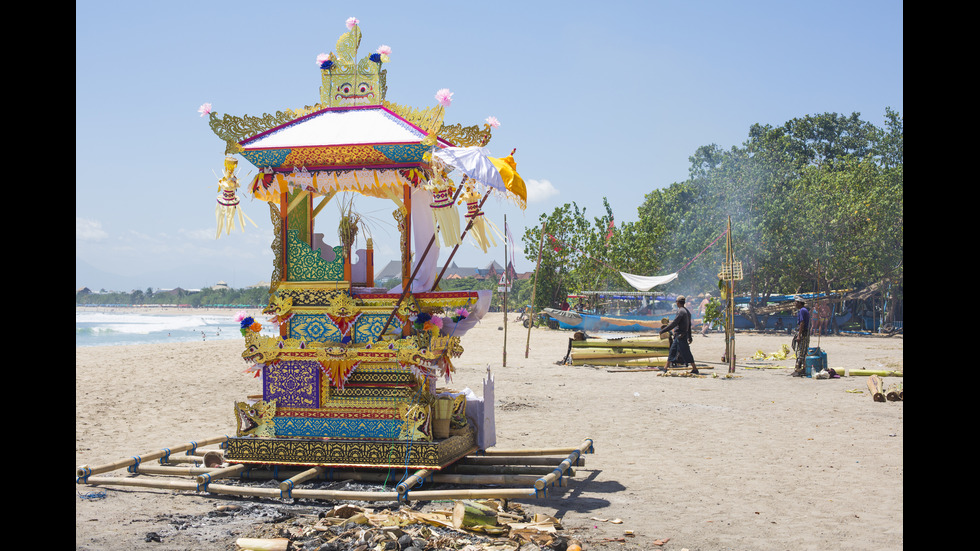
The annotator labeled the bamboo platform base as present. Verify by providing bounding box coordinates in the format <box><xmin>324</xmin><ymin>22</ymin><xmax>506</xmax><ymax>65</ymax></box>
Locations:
<box><xmin>76</xmin><ymin>435</ymin><xmax>595</xmax><ymax>502</ymax></box>
<box><xmin>223</xmin><ymin>429</ymin><xmax>479</xmax><ymax>471</ymax></box>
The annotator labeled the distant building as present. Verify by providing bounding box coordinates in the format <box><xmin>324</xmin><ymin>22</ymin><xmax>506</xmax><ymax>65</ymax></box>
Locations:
<box><xmin>375</xmin><ymin>260</ymin><xmax>529</xmax><ymax>285</ymax></box>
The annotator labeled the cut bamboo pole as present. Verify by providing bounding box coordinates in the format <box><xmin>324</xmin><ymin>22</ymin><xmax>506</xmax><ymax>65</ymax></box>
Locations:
<box><xmin>531</xmin><ymin>439</ymin><xmax>595</xmax><ymax>491</ymax></box>
<box><xmin>867</xmin><ymin>375</ymin><xmax>886</xmax><ymax>402</ymax></box>
<box><xmin>885</xmin><ymin>382</ymin><xmax>903</xmax><ymax>401</ymax></box>
<box><xmin>570</xmin><ymin>339</ymin><xmax>669</xmax><ymax>349</ymax></box>
<box><xmin>82</xmin><ymin>475</ymin><xmax>202</xmax><ymax>492</ymax></box>
<box><xmin>207</xmin><ymin>483</ymin><xmax>282</xmax><ymax>499</ymax></box>
<box><xmin>461</xmin><ymin>455</ymin><xmax>585</xmax><ymax>467</ymax></box>
<box><xmin>453</xmin><ymin>500</ymin><xmax>499</xmax><ymax>529</ymax></box>
<box><xmin>235</xmin><ymin>467</ymin><xmax>545</xmax><ymax>488</ymax></box>
<box><xmin>843</xmin><ymin>369</ymin><xmax>903</xmax><ymax>378</ymax></box>
<box><xmin>570</xmin><ymin>357</ymin><xmax>668</xmax><ymax>367</ymax></box>
<box><xmin>136</xmin><ymin>465</ymin><xmax>211</xmax><ymax>476</ymax></box>
<box><xmin>279</xmin><ymin>466</ymin><xmax>325</xmax><ymax>493</ymax></box>
<box><xmin>480</xmin><ymin>440</ymin><xmax>594</xmax><ymax>457</ymax></box>
<box><xmin>76</xmin><ymin>436</ymin><xmax>229</xmax><ymax>478</ymax></box>
<box><xmin>396</xmin><ymin>469</ymin><xmax>431</xmax><ymax>496</ymax></box>
<box><xmin>450</xmin><ymin>465</ymin><xmax>573</xmax><ymax>476</ymax></box>
<box><xmin>80</xmin><ymin>475</ymin><xmax>540</xmax><ymax>502</ymax></box>
<box><xmin>198</xmin><ymin>464</ymin><xmax>248</xmax><ymax>486</ymax></box>
<box><xmin>236</xmin><ymin>538</ymin><xmax>289</xmax><ymax>551</ymax></box>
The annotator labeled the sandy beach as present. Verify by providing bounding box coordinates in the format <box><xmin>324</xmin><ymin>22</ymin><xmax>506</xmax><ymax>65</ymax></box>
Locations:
<box><xmin>76</xmin><ymin>310</ymin><xmax>903</xmax><ymax>550</ymax></box>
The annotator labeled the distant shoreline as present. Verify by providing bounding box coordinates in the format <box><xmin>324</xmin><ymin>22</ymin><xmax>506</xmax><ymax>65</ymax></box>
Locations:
<box><xmin>75</xmin><ymin>305</ymin><xmax>265</xmax><ymax>316</ymax></box>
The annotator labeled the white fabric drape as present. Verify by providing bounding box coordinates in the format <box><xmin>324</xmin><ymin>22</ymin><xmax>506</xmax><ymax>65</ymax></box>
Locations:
<box><xmin>388</xmin><ymin>187</ymin><xmax>440</xmax><ymax>293</ymax></box>
<box><xmin>620</xmin><ymin>271</ymin><xmax>679</xmax><ymax>292</ymax></box>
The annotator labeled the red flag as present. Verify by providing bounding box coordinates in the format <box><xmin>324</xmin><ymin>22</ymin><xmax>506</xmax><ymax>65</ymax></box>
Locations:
<box><xmin>605</xmin><ymin>218</ymin><xmax>615</xmax><ymax>243</ymax></box>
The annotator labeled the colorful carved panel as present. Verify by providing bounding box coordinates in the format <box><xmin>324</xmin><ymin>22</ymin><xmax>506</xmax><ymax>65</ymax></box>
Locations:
<box><xmin>274</xmin><ymin>417</ymin><xmax>403</xmax><ymax>439</ymax></box>
<box><xmin>355</xmin><ymin>313</ymin><xmax>388</xmax><ymax>343</ymax></box>
<box><xmin>287</xmin><ymin>229</ymin><xmax>345</xmax><ymax>281</ymax></box>
<box><xmin>240</xmin><ymin>149</ymin><xmax>292</xmax><ymax>168</ymax></box>
<box><xmin>371</xmin><ymin>143</ymin><xmax>429</xmax><ymax>163</ymax></box>
<box><xmin>289</xmin><ymin>313</ymin><xmax>342</xmax><ymax>342</ymax></box>
<box><xmin>264</xmin><ymin>360</ymin><xmax>320</xmax><ymax>409</ymax></box>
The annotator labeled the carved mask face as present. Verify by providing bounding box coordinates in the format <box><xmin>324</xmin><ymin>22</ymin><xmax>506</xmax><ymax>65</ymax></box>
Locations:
<box><xmin>335</xmin><ymin>81</ymin><xmax>375</xmax><ymax>105</ymax></box>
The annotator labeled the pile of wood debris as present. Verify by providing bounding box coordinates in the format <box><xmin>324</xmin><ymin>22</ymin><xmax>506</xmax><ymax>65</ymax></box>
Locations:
<box><xmin>234</xmin><ymin>499</ymin><xmax>581</xmax><ymax>551</ymax></box>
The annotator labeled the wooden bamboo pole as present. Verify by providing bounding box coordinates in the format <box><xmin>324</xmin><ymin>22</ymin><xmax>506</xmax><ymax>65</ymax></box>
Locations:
<box><xmin>76</xmin><ymin>436</ymin><xmax>229</xmax><ymax>478</ymax></box>
<box><xmin>396</xmin><ymin>469</ymin><xmax>431</xmax><ymax>496</ymax></box>
<box><xmin>207</xmin><ymin>483</ymin><xmax>282</xmax><ymax>500</ymax></box>
<box><xmin>449</xmin><ymin>465</ymin><xmax>575</xmax><ymax>476</ymax></box>
<box><xmin>82</xmin><ymin>475</ymin><xmax>202</xmax><ymax>492</ymax></box>
<box><xmin>727</xmin><ymin>216</ymin><xmax>736</xmax><ymax>374</ymax></box>
<box><xmin>234</xmin><ymin>467</ymin><xmax>553</xmax><ymax>488</ymax></box>
<box><xmin>526</xmin><ymin>222</ymin><xmax>547</xmax><ymax>358</ymax></box>
<box><xmin>532</xmin><ymin>440</ymin><xmax>594</xmax><ymax>490</ymax></box>
<box><xmin>279</xmin><ymin>466</ymin><xmax>325</xmax><ymax>494</ymax></box>
<box><xmin>79</xmin><ymin>475</ymin><xmax>542</xmax><ymax>502</ymax></box>
<box><xmin>197</xmin><ymin>464</ymin><xmax>248</xmax><ymax>486</ymax></box>
<box><xmin>461</xmin><ymin>455</ymin><xmax>585</xmax><ymax>467</ymax></box>
<box><xmin>480</xmin><ymin>439</ymin><xmax>594</xmax><ymax>456</ymax></box>
<box><xmin>503</xmin><ymin>213</ymin><xmax>508</xmax><ymax>368</ymax></box>
<box><xmin>236</xmin><ymin>538</ymin><xmax>289</xmax><ymax>551</ymax></box>
<box><xmin>137</xmin><ymin>465</ymin><xmax>211</xmax><ymax>476</ymax></box>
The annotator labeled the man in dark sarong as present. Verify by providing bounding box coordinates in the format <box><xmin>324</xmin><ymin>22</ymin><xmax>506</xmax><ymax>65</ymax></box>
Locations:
<box><xmin>660</xmin><ymin>296</ymin><xmax>699</xmax><ymax>375</ymax></box>
<box><xmin>792</xmin><ymin>297</ymin><xmax>811</xmax><ymax>377</ymax></box>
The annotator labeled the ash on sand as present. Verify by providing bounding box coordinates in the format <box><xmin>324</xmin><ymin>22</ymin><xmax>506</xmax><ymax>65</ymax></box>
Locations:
<box><xmin>116</xmin><ymin>478</ymin><xmax>566</xmax><ymax>551</ymax></box>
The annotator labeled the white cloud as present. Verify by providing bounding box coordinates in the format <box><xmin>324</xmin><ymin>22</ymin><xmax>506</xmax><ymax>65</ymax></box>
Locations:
<box><xmin>524</xmin><ymin>179</ymin><xmax>559</xmax><ymax>204</ymax></box>
<box><xmin>76</xmin><ymin>218</ymin><xmax>108</xmax><ymax>241</ymax></box>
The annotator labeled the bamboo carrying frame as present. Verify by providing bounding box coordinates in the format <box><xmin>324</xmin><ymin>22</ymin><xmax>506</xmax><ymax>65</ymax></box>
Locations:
<box><xmin>76</xmin><ymin>436</ymin><xmax>595</xmax><ymax>502</ymax></box>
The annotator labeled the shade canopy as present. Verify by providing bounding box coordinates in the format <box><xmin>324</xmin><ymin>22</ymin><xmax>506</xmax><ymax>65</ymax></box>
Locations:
<box><xmin>238</xmin><ymin>105</ymin><xmax>447</xmax><ymax>173</ymax></box>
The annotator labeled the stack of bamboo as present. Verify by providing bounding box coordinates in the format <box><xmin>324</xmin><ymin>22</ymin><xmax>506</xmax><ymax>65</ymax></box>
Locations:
<box><xmin>867</xmin><ymin>375</ymin><xmax>904</xmax><ymax>402</ymax></box>
<box><xmin>569</xmin><ymin>337</ymin><xmax>670</xmax><ymax>367</ymax></box>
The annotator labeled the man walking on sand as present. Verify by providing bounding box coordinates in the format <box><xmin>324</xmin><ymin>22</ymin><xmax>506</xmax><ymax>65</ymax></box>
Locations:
<box><xmin>659</xmin><ymin>295</ymin><xmax>699</xmax><ymax>375</ymax></box>
<box><xmin>791</xmin><ymin>297</ymin><xmax>811</xmax><ymax>377</ymax></box>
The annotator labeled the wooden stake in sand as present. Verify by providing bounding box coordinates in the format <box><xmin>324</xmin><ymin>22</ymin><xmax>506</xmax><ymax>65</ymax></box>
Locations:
<box><xmin>526</xmin><ymin>221</ymin><xmax>547</xmax><ymax>358</ymax></box>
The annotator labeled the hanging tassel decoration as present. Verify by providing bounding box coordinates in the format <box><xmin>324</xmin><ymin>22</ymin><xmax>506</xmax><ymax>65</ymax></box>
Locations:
<box><xmin>460</xmin><ymin>181</ymin><xmax>498</xmax><ymax>252</ymax></box>
<box><xmin>426</xmin><ymin>169</ymin><xmax>461</xmax><ymax>247</ymax></box>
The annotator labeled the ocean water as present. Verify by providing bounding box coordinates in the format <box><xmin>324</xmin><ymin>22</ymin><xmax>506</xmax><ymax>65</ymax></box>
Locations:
<box><xmin>75</xmin><ymin>310</ymin><xmax>277</xmax><ymax>347</ymax></box>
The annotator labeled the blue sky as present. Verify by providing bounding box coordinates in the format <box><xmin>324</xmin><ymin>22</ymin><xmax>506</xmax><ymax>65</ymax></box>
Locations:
<box><xmin>76</xmin><ymin>0</ymin><xmax>903</xmax><ymax>291</ymax></box>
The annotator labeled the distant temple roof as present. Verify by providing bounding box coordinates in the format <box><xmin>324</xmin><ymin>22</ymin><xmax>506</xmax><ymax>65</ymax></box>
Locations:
<box><xmin>375</xmin><ymin>260</ymin><xmax>505</xmax><ymax>282</ymax></box>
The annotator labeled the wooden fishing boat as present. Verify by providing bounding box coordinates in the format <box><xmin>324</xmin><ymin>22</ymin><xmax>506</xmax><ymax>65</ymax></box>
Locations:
<box><xmin>544</xmin><ymin>308</ymin><xmax>665</xmax><ymax>332</ymax></box>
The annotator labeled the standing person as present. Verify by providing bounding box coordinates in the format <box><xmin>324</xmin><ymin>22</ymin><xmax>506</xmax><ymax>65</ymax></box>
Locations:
<box><xmin>792</xmin><ymin>297</ymin><xmax>811</xmax><ymax>377</ymax></box>
<box><xmin>698</xmin><ymin>294</ymin><xmax>711</xmax><ymax>336</ymax></box>
<box><xmin>815</xmin><ymin>300</ymin><xmax>831</xmax><ymax>336</ymax></box>
<box><xmin>659</xmin><ymin>296</ymin><xmax>699</xmax><ymax>374</ymax></box>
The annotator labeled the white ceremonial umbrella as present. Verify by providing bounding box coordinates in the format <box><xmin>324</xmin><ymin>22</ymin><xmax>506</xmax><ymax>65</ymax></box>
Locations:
<box><xmin>432</xmin><ymin>146</ymin><xmax>506</xmax><ymax>191</ymax></box>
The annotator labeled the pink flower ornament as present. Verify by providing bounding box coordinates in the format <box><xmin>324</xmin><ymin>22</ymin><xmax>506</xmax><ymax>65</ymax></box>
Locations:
<box><xmin>435</xmin><ymin>88</ymin><xmax>454</xmax><ymax>107</ymax></box>
<box><xmin>485</xmin><ymin>116</ymin><xmax>500</xmax><ymax>128</ymax></box>
<box><xmin>346</xmin><ymin>17</ymin><xmax>359</xmax><ymax>30</ymax></box>
<box><xmin>198</xmin><ymin>102</ymin><xmax>212</xmax><ymax>117</ymax></box>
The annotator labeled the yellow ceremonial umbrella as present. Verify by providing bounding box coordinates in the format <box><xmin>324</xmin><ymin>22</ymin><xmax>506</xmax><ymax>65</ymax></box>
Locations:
<box><xmin>488</xmin><ymin>148</ymin><xmax>527</xmax><ymax>209</ymax></box>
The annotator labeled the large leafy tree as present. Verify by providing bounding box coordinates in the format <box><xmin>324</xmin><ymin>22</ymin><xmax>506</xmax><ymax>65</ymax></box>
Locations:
<box><xmin>521</xmin><ymin>110</ymin><xmax>902</xmax><ymax>328</ymax></box>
